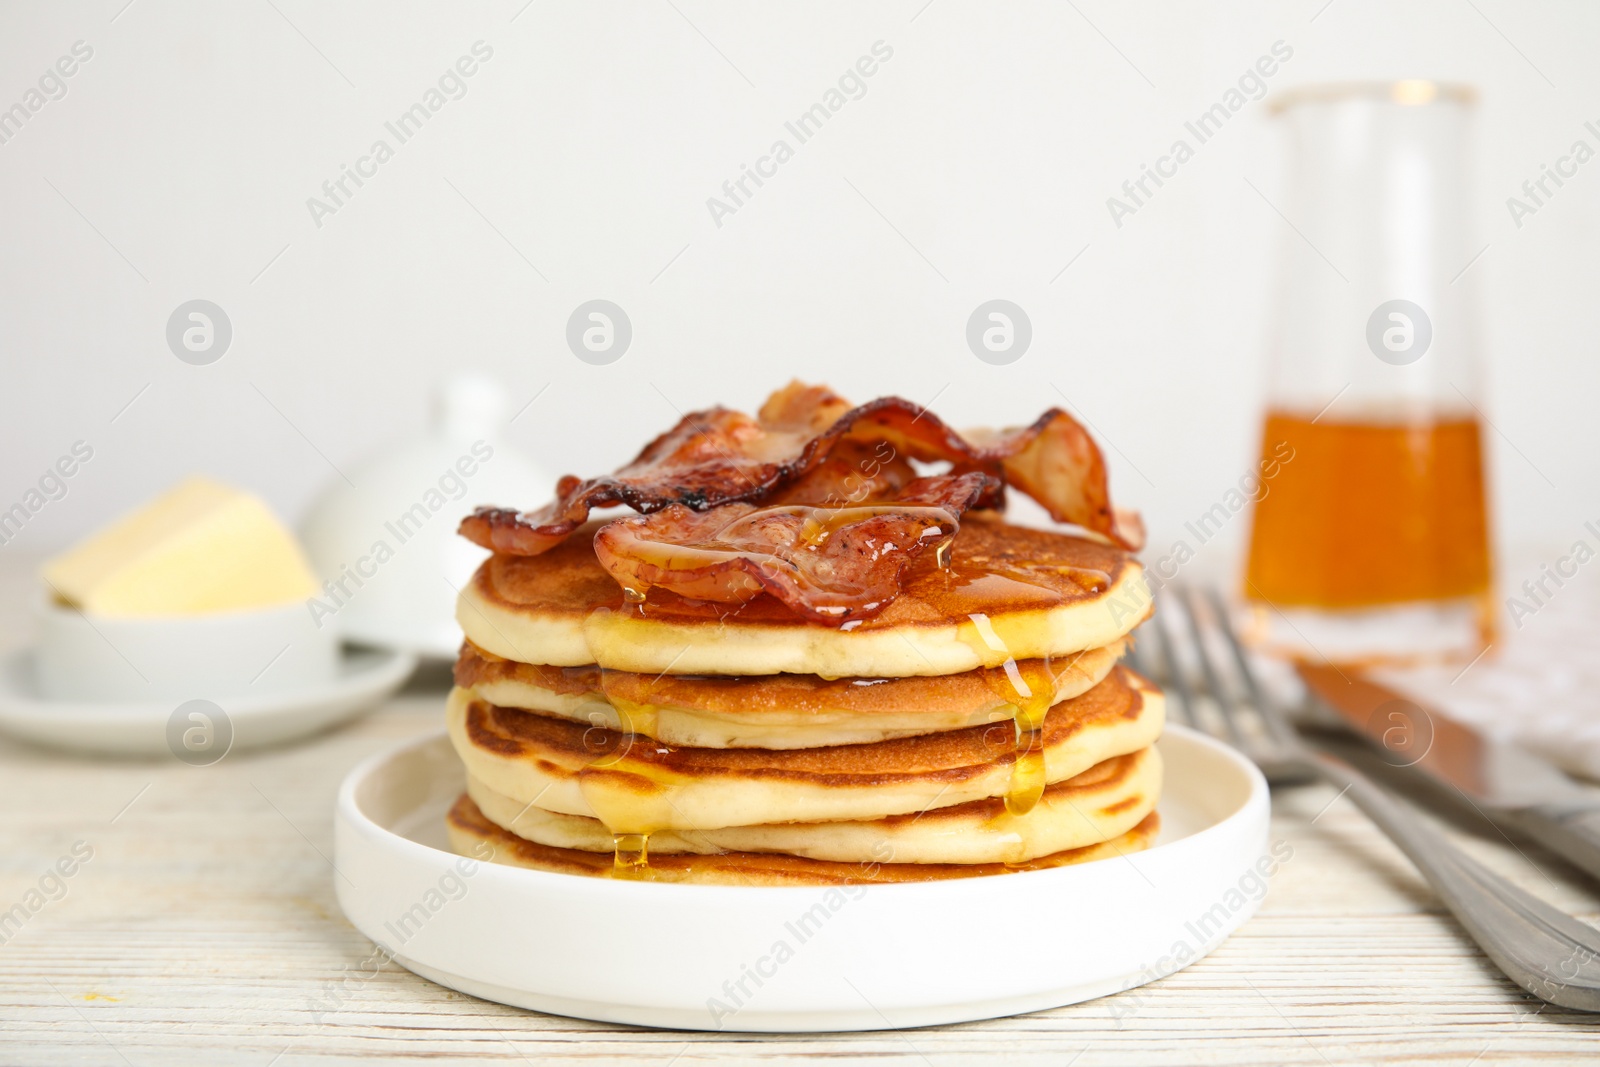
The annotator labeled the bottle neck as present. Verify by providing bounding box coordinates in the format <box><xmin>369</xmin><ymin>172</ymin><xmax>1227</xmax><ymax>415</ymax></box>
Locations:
<box><xmin>1264</xmin><ymin>99</ymin><xmax>1481</xmax><ymax>420</ymax></box>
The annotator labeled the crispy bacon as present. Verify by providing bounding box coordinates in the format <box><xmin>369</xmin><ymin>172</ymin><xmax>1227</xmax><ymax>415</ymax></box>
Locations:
<box><xmin>459</xmin><ymin>381</ymin><xmax>1143</xmax><ymax>556</ymax></box>
<box><xmin>592</xmin><ymin>473</ymin><xmax>996</xmax><ymax>623</ymax></box>
<box><xmin>764</xmin><ymin>439</ymin><xmax>919</xmax><ymax>507</ymax></box>
<box><xmin>457</xmin><ymin>383</ymin><xmax>851</xmax><ymax>556</ymax></box>
<box><xmin>815</xmin><ymin>399</ymin><xmax>1144</xmax><ymax>551</ymax></box>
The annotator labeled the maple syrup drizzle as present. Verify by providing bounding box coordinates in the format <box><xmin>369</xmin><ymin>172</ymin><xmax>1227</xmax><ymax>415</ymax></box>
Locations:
<box><xmin>611</xmin><ymin>832</ymin><xmax>651</xmax><ymax>872</ymax></box>
<box><xmin>985</xmin><ymin>658</ymin><xmax>1057</xmax><ymax>816</ymax></box>
<box><xmin>940</xmin><ymin>551</ymin><xmax>1114</xmax><ymax>818</ymax></box>
<box><xmin>962</xmin><ymin>611</ymin><xmax>1059</xmax><ymax>816</ymax></box>
<box><xmin>581</xmin><ymin>765</ymin><xmax>668</xmax><ymax>879</ymax></box>
<box><xmin>580</xmin><ymin>670</ymin><xmax>674</xmax><ymax>877</ymax></box>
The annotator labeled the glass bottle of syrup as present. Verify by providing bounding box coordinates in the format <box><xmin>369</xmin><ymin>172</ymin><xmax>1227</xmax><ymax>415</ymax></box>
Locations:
<box><xmin>1243</xmin><ymin>82</ymin><xmax>1495</xmax><ymax>665</ymax></box>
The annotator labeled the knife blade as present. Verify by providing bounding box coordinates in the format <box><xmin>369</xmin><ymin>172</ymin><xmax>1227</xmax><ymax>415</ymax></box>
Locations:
<box><xmin>1297</xmin><ymin>664</ymin><xmax>1600</xmax><ymax>884</ymax></box>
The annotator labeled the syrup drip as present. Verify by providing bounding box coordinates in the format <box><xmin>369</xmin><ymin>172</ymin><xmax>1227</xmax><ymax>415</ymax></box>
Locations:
<box><xmin>983</xmin><ymin>657</ymin><xmax>1058</xmax><ymax>816</ymax></box>
<box><xmin>581</xmin><ymin>768</ymin><xmax>666</xmax><ymax>878</ymax></box>
<box><xmin>580</xmin><ymin>671</ymin><xmax>671</xmax><ymax>876</ymax></box>
<box><xmin>612</xmin><ymin>833</ymin><xmax>651</xmax><ymax>873</ymax></box>
<box><xmin>960</xmin><ymin>611</ymin><xmax>1060</xmax><ymax>817</ymax></box>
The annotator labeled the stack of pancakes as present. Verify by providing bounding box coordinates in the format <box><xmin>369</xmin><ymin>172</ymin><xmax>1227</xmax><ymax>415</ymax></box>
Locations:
<box><xmin>445</xmin><ymin>514</ymin><xmax>1163</xmax><ymax>886</ymax></box>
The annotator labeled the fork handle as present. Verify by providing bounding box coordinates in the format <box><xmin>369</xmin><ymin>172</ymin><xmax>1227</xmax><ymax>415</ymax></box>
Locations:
<box><xmin>1507</xmin><ymin>803</ymin><xmax>1600</xmax><ymax>885</ymax></box>
<box><xmin>1310</xmin><ymin>752</ymin><xmax>1600</xmax><ymax>1012</ymax></box>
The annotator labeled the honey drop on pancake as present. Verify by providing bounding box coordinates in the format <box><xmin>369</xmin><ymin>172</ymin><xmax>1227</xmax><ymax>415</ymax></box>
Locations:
<box><xmin>611</xmin><ymin>833</ymin><xmax>651</xmax><ymax>875</ymax></box>
<box><xmin>580</xmin><ymin>766</ymin><xmax>666</xmax><ymax>877</ymax></box>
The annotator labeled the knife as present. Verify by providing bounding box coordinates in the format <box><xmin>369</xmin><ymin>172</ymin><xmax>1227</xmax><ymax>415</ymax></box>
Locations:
<box><xmin>1297</xmin><ymin>664</ymin><xmax>1600</xmax><ymax>884</ymax></box>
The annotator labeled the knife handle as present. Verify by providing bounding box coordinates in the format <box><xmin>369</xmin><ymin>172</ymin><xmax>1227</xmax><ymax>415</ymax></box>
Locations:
<box><xmin>1511</xmin><ymin>804</ymin><xmax>1600</xmax><ymax>885</ymax></box>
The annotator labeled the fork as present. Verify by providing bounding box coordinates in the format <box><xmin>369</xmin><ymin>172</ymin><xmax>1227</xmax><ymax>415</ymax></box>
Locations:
<box><xmin>1129</xmin><ymin>584</ymin><xmax>1600</xmax><ymax>1012</ymax></box>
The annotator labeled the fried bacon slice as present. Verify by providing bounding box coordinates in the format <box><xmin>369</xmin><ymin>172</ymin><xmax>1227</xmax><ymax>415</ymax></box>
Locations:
<box><xmin>592</xmin><ymin>472</ymin><xmax>996</xmax><ymax>623</ymax></box>
<box><xmin>822</xmin><ymin>399</ymin><xmax>1144</xmax><ymax>551</ymax></box>
<box><xmin>458</xmin><ymin>383</ymin><xmax>852</xmax><ymax>556</ymax></box>
<box><xmin>459</xmin><ymin>381</ymin><xmax>1143</xmax><ymax>556</ymax></box>
<box><xmin>764</xmin><ymin>438</ymin><xmax>935</xmax><ymax>507</ymax></box>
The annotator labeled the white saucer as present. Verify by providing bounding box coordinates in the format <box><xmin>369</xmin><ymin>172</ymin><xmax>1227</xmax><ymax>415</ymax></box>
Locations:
<box><xmin>0</xmin><ymin>646</ymin><xmax>417</xmax><ymax>756</ymax></box>
<box><xmin>333</xmin><ymin>724</ymin><xmax>1271</xmax><ymax>1032</ymax></box>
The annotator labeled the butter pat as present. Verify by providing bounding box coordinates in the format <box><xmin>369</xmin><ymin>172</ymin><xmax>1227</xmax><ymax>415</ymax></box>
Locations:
<box><xmin>43</xmin><ymin>476</ymin><xmax>319</xmax><ymax>617</ymax></box>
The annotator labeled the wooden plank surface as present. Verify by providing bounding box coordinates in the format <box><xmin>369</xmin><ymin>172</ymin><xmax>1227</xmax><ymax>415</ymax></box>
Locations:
<box><xmin>2</xmin><ymin>558</ymin><xmax>1599</xmax><ymax>1065</ymax></box>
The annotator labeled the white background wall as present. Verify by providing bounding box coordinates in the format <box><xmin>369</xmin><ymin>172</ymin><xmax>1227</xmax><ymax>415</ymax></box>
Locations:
<box><xmin>2</xmin><ymin>0</ymin><xmax>1596</xmax><ymax>579</ymax></box>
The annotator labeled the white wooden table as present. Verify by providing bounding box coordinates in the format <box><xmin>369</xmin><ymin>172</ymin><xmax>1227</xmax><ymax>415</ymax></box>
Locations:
<box><xmin>2</xmin><ymin>558</ymin><xmax>1599</xmax><ymax>1066</ymax></box>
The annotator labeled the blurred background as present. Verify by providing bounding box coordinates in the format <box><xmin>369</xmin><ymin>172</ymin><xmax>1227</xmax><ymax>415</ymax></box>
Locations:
<box><xmin>1</xmin><ymin>0</ymin><xmax>1595</xmax><ymax>583</ymax></box>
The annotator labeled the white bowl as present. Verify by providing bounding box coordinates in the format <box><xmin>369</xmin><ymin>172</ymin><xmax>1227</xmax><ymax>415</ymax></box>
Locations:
<box><xmin>333</xmin><ymin>725</ymin><xmax>1271</xmax><ymax>1032</ymax></box>
<box><xmin>33</xmin><ymin>596</ymin><xmax>338</xmax><ymax>702</ymax></box>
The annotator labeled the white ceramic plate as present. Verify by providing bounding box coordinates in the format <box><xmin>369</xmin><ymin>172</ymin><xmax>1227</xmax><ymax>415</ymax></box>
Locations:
<box><xmin>0</xmin><ymin>646</ymin><xmax>416</xmax><ymax>756</ymax></box>
<box><xmin>333</xmin><ymin>724</ymin><xmax>1270</xmax><ymax>1032</ymax></box>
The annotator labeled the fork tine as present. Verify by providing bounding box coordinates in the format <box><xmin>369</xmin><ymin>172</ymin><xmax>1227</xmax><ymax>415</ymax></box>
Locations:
<box><xmin>1204</xmin><ymin>587</ymin><xmax>1299</xmax><ymax>748</ymax></box>
<box><xmin>1177</xmin><ymin>586</ymin><xmax>1249</xmax><ymax>749</ymax></box>
<box><xmin>1147</xmin><ymin>591</ymin><xmax>1197</xmax><ymax>728</ymax></box>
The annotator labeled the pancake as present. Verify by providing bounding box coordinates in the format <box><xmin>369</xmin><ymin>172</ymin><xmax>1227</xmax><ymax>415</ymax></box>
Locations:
<box><xmin>454</xmin><ymin>638</ymin><xmax>1127</xmax><ymax>749</ymax></box>
<box><xmin>466</xmin><ymin>744</ymin><xmax>1160</xmax><ymax>864</ymax></box>
<box><xmin>448</xmin><ymin>792</ymin><xmax>1162</xmax><ymax>885</ymax></box>
<box><xmin>446</xmin><ymin>665</ymin><xmax>1164</xmax><ymax>831</ymax></box>
<box><xmin>457</xmin><ymin>513</ymin><xmax>1151</xmax><ymax>678</ymax></box>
